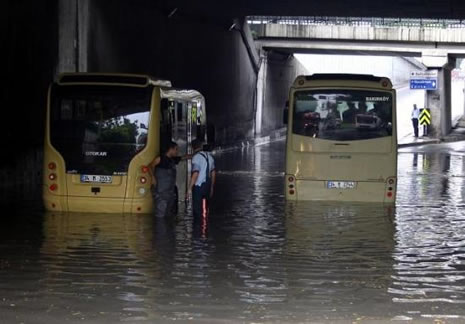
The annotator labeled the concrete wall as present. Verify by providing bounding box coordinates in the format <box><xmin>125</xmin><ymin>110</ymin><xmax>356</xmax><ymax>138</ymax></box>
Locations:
<box><xmin>295</xmin><ymin>54</ymin><xmax>423</xmax><ymax>86</ymax></box>
<box><xmin>2</xmin><ymin>0</ymin><xmax>261</xmax><ymax>204</ymax></box>
<box><xmin>1</xmin><ymin>0</ymin><xmax>58</xmax><ymax>205</ymax></box>
<box><xmin>87</xmin><ymin>1</ymin><xmax>257</xmax><ymax>145</ymax></box>
<box><xmin>258</xmin><ymin>52</ymin><xmax>308</xmax><ymax>135</ymax></box>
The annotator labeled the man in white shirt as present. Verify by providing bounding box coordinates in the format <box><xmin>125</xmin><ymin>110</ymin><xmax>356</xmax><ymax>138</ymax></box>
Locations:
<box><xmin>411</xmin><ymin>104</ymin><xmax>420</xmax><ymax>137</ymax></box>
<box><xmin>187</xmin><ymin>139</ymin><xmax>216</xmax><ymax>217</ymax></box>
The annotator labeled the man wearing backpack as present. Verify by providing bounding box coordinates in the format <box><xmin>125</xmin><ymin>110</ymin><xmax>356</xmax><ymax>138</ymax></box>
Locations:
<box><xmin>187</xmin><ymin>139</ymin><xmax>216</xmax><ymax>217</ymax></box>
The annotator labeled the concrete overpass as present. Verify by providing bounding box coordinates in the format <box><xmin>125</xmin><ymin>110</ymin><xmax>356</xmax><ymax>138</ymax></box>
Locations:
<box><xmin>251</xmin><ymin>17</ymin><xmax>465</xmax><ymax>138</ymax></box>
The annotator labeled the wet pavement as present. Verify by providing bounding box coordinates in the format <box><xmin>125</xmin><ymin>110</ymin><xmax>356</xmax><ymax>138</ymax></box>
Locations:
<box><xmin>2</xmin><ymin>140</ymin><xmax>465</xmax><ymax>323</ymax></box>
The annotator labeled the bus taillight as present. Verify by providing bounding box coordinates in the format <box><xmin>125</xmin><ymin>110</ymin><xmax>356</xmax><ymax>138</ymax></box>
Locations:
<box><xmin>49</xmin><ymin>184</ymin><xmax>58</xmax><ymax>191</ymax></box>
<box><xmin>288</xmin><ymin>176</ymin><xmax>294</xmax><ymax>182</ymax></box>
<box><xmin>140</xmin><ymin>176</ymin><xmax>147</xmax><ymax>184</ymax></box>
<box><xmin>48</xmin><ymin>162</ymin><xmax>56</xmax><ymax>170</ymax></box>
<box><xmin>141</xmin><ymin>166</ymin><xmax>149</xmax><ymax>173</ymax></box>
<box><xmin>49</xmin><ymin>173</ymin><xmax>57</xmax><ymax>181</ymax></box>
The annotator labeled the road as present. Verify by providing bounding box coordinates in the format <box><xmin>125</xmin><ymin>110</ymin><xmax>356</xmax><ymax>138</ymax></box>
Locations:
<box><xmin>1</xmin><ymin>140</ymin><xmax>465</xmax><ymax>323</ymax></box>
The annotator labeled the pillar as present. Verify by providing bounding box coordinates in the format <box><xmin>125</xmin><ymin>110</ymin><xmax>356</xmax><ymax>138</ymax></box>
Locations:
<box><xmin>422</xmin><ymin>51</ymin><xmax>454</xmax><ymax>138</ymax></box>
<box><xmin>255</xmin><ymin>52</ymin><xmax>267</xmax><ymax>136</ymax></box>
<box><xmin>58</xmin><ymin>0</ymin><xmax>89</xmax><ymax>74</ymax></box>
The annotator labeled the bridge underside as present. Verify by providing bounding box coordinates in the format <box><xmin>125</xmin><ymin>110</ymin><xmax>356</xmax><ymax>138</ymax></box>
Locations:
<box><xmin>258</xmin><ymin>39</ymin><xmax>465</xmax><ymax>57</ymax></box>
<box><xmin>3</xmin><ymin>0</ymin><xmax>465</xmax><ymax>203</ymax></box>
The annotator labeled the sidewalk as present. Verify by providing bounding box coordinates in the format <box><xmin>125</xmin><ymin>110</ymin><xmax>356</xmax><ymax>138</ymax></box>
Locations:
<box><xmin>398</xmin><ymin>134</ymin><xmax>439</xmax><ymax>148</ymax></box>
<box><xmin>441</xmin><ymin>127</ymin><xmax>465</xmax><ymax>143</ymax></box>
<box><xmin>398</xmin><ymin>116</ymin><xmax>465</xmax><ymax>148</ymax></box>
<box><xmin>213</xmin><ymin>128</ymin><xmax>287</xmax><ymax>153</ymax></box>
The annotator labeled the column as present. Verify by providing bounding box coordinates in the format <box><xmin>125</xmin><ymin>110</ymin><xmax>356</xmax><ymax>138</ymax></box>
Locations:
<box><xmin>58</xmin><ymin>0</ymin><xmax>89</xmax><ymax>74</ymax></box>
<box><xmin>421</xmin><ymin>51</ymin><xmax>455</xmax><ymax>138</ymax></box>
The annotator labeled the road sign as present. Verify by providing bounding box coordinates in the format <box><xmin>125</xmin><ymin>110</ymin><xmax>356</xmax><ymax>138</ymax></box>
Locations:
<box><xmin>410</xmin><ymin>79</ymin><xmax>437</xmax><ymax>90</ymax></box>
<box><xmin>410</xmin><ymin>70</ymin><xmax>438</xmax><ymax>90</ymax></box>
<box><xmin>419</xmin><ymin>108</ymin><xmax>431</xmax><ymax>125</ymax></box>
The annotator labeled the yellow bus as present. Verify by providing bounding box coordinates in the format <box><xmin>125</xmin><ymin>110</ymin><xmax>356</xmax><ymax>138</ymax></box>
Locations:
<box><xmin>285</xmin><ymin>74</ymin><xmax>397</xmax><ymax>203</ymax></box>
<box><xmin>43</xmin><ymin>73</ymin><xmax>207</xmax><ymax>213</ymax></box>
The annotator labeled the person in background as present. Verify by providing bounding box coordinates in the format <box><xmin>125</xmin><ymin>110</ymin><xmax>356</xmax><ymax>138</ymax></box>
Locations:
<box><xmin>149</xmin><ymin>141</ymin><xmax>186</xmax><ymax>218</ymax></box>
<box><xmin>187</xmin><ymin>139</ymin><xmax>216</xmax><ymax>218</ymax></box>
<box><xmin>411</xmin><ymin>104</ymin><xmax>420</xmax><ymax>137</ymax></box>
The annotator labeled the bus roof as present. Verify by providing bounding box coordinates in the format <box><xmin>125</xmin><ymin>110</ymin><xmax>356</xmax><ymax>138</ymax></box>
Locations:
<box><xmin>57</xmin><ymin>73</ymin><xmax>172</xmax><ymax>87</ymax></box>
<box><xmin>160</xmin><ymin>88</ymin><xmax>204</xmax><ymax>102</ymax></box>
<box><xmin>293</xmin><ymin>74</ymin><xmax>393</xmax><ymax>89</ymax></box>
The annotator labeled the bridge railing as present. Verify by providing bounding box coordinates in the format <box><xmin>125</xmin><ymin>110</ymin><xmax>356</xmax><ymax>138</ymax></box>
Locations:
<box><xmin>247</xmin><ymin>16</ymin><xmax>465</xmax><ymax>29</ymax></box>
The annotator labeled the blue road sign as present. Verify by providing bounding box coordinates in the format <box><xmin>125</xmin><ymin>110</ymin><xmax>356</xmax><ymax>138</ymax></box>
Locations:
<box><xmin>410</xmin><ymin>79</ymin><xmax>437</xmax><ymax>90</ymax></box>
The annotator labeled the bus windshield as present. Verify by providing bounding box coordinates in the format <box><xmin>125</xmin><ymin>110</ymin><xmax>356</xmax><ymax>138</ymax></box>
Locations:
<box><xmin>50</xmin><ymin>85</ymin><xmax>152</xmax><ymax>175</ymax></box>
<box><xmin>292</xmin><ymin>89</ymin><xmax>393</xmax><ymax>141</ymax></box>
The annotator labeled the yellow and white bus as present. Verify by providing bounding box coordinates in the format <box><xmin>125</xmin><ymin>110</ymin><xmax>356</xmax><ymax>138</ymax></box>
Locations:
<box><xmin>285</xmin><ymin>74</ymin><xmax>397</xmax><ymax>203</ymax></box>
<box><xmin>43</xmin><ymin>73</ymin><xmax>207</xmax><ymax>213</ymax></box>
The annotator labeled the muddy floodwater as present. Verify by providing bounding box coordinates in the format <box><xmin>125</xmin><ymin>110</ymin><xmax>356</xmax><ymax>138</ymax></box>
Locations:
<box><xmin>1</xmin><ymin>140</ymin><xmax>465</xmax><ymax>323</ymax></box>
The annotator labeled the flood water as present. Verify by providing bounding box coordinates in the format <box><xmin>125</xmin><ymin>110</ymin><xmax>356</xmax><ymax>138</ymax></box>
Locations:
<box><xmin>2</xmin><ymin>140</ymin><xmax>465</xmax><ymax>323</ymax></box>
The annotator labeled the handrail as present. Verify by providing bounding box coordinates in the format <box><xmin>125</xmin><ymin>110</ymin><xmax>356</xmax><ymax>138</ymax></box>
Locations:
<box><xmin>247</xmin><ymin>16</ymin><xmax>465</xmax><ymax>29</ymax></box>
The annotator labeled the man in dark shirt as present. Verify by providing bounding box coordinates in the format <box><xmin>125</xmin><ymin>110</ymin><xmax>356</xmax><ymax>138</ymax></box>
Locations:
<box><xmin>148</xmin><ymin>141</ymin><xmax>183</xmax><ymax>218</ymax></box>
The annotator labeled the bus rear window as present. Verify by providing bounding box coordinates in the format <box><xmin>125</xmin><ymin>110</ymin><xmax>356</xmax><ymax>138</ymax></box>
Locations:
<box><xmin>50</xmin><ymin>85</ymin><xmax>152</xmax><ymax>175</ymax></box>
<box><xmin>292</xmin><ymin>90</ymin><xmax>393</xmax><ymax>141</ymax></box>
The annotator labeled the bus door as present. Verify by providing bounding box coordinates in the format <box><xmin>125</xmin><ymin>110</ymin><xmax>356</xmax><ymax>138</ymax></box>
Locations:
<box><xmin>171</xmin><ymin>100</ymin><xmax>189</xmax><ymax>199</ymax></box>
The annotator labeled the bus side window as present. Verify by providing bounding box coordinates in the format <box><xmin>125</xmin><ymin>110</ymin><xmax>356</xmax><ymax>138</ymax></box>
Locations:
<box><xmin>283</xmin><ymin>100</ymin><xmax>289</xmax><ymax>124</ymax></box>
<box><xmin>61</xmin><ymin>100</ymin><xmax>73</xmax><ymax>120</ymax></box>
<box><xmin>160</xmin><ymin>98</ymin><xmax>172</xmax><ymax>149</ymax></box>
<box><xmin>177</xmin><ymin>103</ymin><xmax>183</xmax><ymax>122</ymax></box>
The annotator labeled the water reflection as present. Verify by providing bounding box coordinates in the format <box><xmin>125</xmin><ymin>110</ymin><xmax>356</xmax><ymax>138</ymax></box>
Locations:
<box><xmin>395</xmin><ymin>150</ymin><xmax>465</xmax><ymax>320</ymax></box>
<box><xmin>284</xmin><ymin>201</ymin><xmax>396</xmax><ymax>319</ymax></box>
<box><xmin>4</xmin><ymin>141</ymin><xmax>465</xmax><ymax>322</ymax></box>
<box><xmin>30</xmin><ymin>201</ymin><xmax>400</xmax><ymax>322</ymax></box>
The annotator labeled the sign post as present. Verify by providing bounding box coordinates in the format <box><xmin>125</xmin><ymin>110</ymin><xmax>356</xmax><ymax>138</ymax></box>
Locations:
<box><xmin>419</xmin><ymin>108</ymin><xmax>431</xmax><ymax>136</ymax></box>
<box><xmin>410</xmin><ymin>71</ymin><xmax>438</xmax><ymax>90</ymax></box>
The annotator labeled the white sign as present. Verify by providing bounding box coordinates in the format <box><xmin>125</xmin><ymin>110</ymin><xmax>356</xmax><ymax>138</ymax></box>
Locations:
<box><xmin>410</xmin><ymin>71</ymin><xmax>438</xmax><ymax>79</ymax></box>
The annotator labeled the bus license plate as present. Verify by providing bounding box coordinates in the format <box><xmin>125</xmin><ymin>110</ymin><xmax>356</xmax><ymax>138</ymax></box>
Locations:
<box><xmin>327</xmin><ymin>181</ymin><xmax>356</xmax><ymax>189</ymax></box>
<box><xmin>80</xmin><ymin>175</ymin><xmax>112</xmax><ymax>184</ymax></box>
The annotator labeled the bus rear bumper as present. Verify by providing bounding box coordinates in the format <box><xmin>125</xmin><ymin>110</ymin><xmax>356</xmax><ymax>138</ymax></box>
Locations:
<box><xmin>43</xmin><ymin>194</ymin><xmax>153</xmax><ymax>214</ymax></box>
<box><xmin>285</xmin><ymin>178</ymin><xmax>396</xmax><ymax>203</ymax></box>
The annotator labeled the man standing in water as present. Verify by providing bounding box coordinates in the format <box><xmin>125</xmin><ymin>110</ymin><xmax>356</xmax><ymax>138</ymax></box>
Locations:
<box><xmin>149</xmin><ymin>141</ymin><xmax>185</xmax><ymax>218</ymax></box>
<box><xmin>187</xmin><ymin>139</ymin><xmax>216</xmax><ymax>218</ymax></box>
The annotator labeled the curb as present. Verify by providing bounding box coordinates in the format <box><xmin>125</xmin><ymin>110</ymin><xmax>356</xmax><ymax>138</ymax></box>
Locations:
<box><xmin>213</xmin><ymin>128</ymin><xmax>287</xmax><ymax>154</ymax></box>
<box><xmin>440</xmin><ymin>134</ymin><xmax>465</xmax><ymax>143</ymax></box>
<box><xmin>398</xmin><ymin>139</ymin><xmax>440</xmax><ymax>148</ymax></box>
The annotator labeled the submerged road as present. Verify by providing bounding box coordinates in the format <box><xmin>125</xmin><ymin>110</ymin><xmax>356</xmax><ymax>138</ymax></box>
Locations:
<box><xmin>1</xmin><ymin>140</ymin><xmax>465</xmax><ymax>323</ymax></box>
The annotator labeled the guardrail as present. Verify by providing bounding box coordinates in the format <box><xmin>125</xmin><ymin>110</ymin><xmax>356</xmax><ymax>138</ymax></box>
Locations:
<box><xmin>247</xmin><ymin>16</ymin><xmax>465</xmax><ymax>29</ymax></box>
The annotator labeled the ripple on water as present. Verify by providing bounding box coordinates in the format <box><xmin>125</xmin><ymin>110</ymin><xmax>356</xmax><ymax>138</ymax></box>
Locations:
<box><xmin>1</xmin><ymin>142</ymin><xmax>465</xmax><ymax>322</ymax></box>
